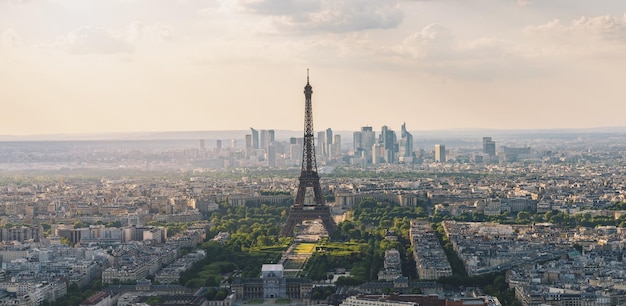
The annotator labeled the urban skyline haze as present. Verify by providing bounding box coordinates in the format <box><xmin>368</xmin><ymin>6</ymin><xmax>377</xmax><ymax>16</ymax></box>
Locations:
<box><xmin>1</xmin><ymin>0</ymin><xmax>626</xmax><ymax>135</ymax></box>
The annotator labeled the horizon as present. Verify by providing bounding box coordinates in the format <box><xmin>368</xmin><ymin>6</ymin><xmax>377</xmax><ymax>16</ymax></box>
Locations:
<box><xmin>2</xmin><ymin>1</ymin><xmax>626</xmax><ymax>134</ymax></box>
<box><xmin>2</xmin><ymin>125</ymin><xmax>626</xmax><ymax>142</ymax></box>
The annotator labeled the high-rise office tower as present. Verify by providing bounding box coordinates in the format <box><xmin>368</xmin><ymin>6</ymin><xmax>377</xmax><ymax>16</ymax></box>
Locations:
<box><xmin>400</xmin><ymin>122</ymin><xmax>413</xmax><ymax>158</ymax></box>
<box><xmin>372</xmin><ymin>143</ymin><xmax>385</xmax><ymax>164</ymax></box>
<box><xmin>231</xmin><ymin>139</ymin><xmax>237</xmax><ymax>149</ymax></box>
<box><xmin>250</xmin><ymin>128</ymin><xmax>259</xmax><ymax>149</ymax></box>
<box><xmin>245</xmin><ymin>134</ymin><xmax>252</xmax><ymax>157</ymax></box>
<box><xmin>317</xmin><ymin>131</ymin><xmax>325</xmax><ymax>157</ymax></box>
<box><xmin>267</xmin><ymin>143</ymin><xmax>277</xmax><ymax>167</ymax></box>
<box><xmin>361</xmin><ymin>126</ymin><xmax>376</xmax><ymax>162</ymax></box>
<box><xmin>199</xmin><ymin>139</ymin><xmax>205</xmax><ymax>152</ymax></box>
<box><xmin>380</xmin><ymin>125</ymin><xmax>387</xmax><ymax>145</ymax></box>
<box><xmin>325</xmin><ymin>128</ymin><xmax>333</xmax><ymax>157</ymax></box>
<box><xmin>331</xmin><ymin>134</ymin><xmax>341</xmax><ymax>159</ymax></box>
<box><xmin>216</xmin><ymin>140</ymin><xmax>222</xmax><ymax>152</ymax></box>
<box><xmin>353</xmin><ymin>131</ymin><xmax>363</xmax><ymax>152</ymax></box>
<box><xmin>290</xmin><ymin>143</ymin><xmax>302</xmax><ymax>161</ymax></box>
<box><xmin>483</xmin><ymin>137</ymin><xmax>496</xmax><ymax>156</ymax></box>
<box><xmin>260</xmin><ymin>129</ymin><xmax>274</xmax><ymax>150</ymax></box>
<box><xmin>380</xmin><ymin>125</ymin><xmax>397</xmax><ymax>163</ymax></box>
<box><xmin>289</xmin><ymin>137</ymin><xmax>297</xmax><ymax>145</ymax></box>
<box><xmin>435</xmin><ymin>144</ymin><xmax>446</xmax><ymax>162</ymax></box>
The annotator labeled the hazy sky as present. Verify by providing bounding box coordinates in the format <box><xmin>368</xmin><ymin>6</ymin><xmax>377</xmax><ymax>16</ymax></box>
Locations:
<box><xmin>1</xmin><ymin>0</ymin><xmax>626</xmax><ymax>135</ymax></box>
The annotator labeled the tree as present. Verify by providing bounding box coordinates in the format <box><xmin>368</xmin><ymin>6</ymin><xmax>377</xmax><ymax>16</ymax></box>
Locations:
<box><xmin>335</xmin><ymin>276</ymin><xmax>364</xmax><ymax>286</ymax></box>
<box><xmin>205</xmin><ymin>287</ymin><xmax>217</xmax><ymax>300</ymax></box>
<box><xmin>215</xmin><ymin>288</ymin><xmax>229</xmax><ymax>300</ymax></box>
<box><xmin>185</xmin><ymin>278</ymin><xmax>205</xmax><ymax>288</ymax></box>
<box><xmin>312</xmin><ymin>290</ymin><xmax>323</xmax><ymax>300</ymax></box>
<box><xmin>73</xmin><ymin>221</ymin><xmax>89</xmax><ymax>229</ymax></box>
<box><xmin>516</xmin><ymin>211</ymin><xmax>531</xmax><ymax>224</ymax></box>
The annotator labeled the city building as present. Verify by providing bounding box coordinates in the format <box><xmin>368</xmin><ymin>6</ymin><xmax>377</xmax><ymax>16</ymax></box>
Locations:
<box><xmin>483</xmin><ymin>137</ymin><xmax>496</xmax><ymax>156</ymax></box>
<box><xmin>230</xmin><ymin>264</ymin><xmax>312</xmax><ymax>300</ymax></box>
<box><xmin>435</xmin><ymin>145</ymin><xmax>446</xmax><ymax>163</ymax></box>
<box><xmin>380</xmin><ymin>125</ymin><xmax>397</xmax><ymax>163</ymax></box>
<box><xmin>372</xmin><ymin>143</ymin><xmax>386</xmax><ymax>165</ymax></box>
<box><xmin>378</xmin><ymin>248</ymin><xmax>403</xmax><ymax>281</ymax></box>
<box><xmin>410</xmin><ymin>220</ymin><xmax>453</xmax><ymax>280</ymax></box>
<box><xmin>260</xmin><ymin>129</ymin><xmax>274</xmax><ymax>150</ymax></box>
<box><xmin>245</xmin><ymin>134</ymin><xmax>253</xmax><ymax>157</ymax></box>
<box><xmin>399</xmin><ymin>122</ymin><xmax>413</xmax><ymax>163</ymax></box>
<box><xmin>216</xmin><ymin>140</ymin><xmax>222</xmax><ymax>153</ymax></box>
<box><xmin>331</xmin><ymin>134</ymin><xmax>341</xmax><ymax>159</ymax></box>
<box><xmin>250</xmin><ymin>128</ymin><xmax>259</xmax><ymax>149</ymax></box>
<box><xmin>354</xmin><ymin>126</ymin><xmax>376</xmax><ymax>162</ymax></box>
<box><xmin>325</xmin><ymin>128</ymin><xmax>333</xmax><ymax>157</ymax></box>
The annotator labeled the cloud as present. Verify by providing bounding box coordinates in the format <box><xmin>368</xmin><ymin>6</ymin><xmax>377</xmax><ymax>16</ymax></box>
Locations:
<box><xmin>127</xmin><ymin>21</ymin><xmax>175</xmax><ymax>42</ymax></box>
<box><xmin>382</xmin><ymin>23</ymin><xmax>549</xmax><ymax>81</ymax></box>
<box><xmin>238</xmin><ymin>0</ymin><xmax>320</xmax><ymax>15</ymax></box>
<box><xmin>525</xmin><ymin>14</ymin><xmax>626</xmax><ymax>41</ymax></box>
<box><xmin>1</xmin><ymin>28</ymin><xmax>20</xmax><ymax>48</ymax></box>
<box><xmin>401</xmin><ymin>23</ymin><xmax>455</xmax><ymax>59</ymax></box>
<box><xmin>63</xmin><ymin>26</ymin><xmax>134</xmax><ymax>54</ymax></box>
<box><xmin>57</xmin><ymin>22</ymin><xmax>175</xmax><ymax>55</ymax></box>
<box><xmin>571</xmin><ymin>14</ymin><xmax>626</xmax><ymax>40</ymax></box>
<box><xmin>242</xmin><ymin>0</ymin><xmax>404</xmax><ymax>33</ymax></box>
<box><xmin>0</xmin><ymin>0</ymin><xmax>30</xmax><ymax>3</ymax></box>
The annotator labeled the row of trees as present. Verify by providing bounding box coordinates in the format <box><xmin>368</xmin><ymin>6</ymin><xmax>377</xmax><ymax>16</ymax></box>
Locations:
<box><xmin>304</xmin><ymin>199</ymin><xmax>423</xmax><ymax>285</ymax></box>
<box><xmin>180</xmin><ymin>201</ymin><xmax>291</xmax><ymax>288</ymax></box>
<box><xmin>179</xmin><ymin>240</ymin><xmax>283</xmax><ymax>288</ymax></box>
<box><xmin>207</xmin><ymin>203</ymin><xmax>291</xmax><ymax>250</ymax></box>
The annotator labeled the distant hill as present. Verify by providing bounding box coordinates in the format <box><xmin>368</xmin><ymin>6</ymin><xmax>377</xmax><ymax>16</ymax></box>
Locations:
<box><xmin>1</xmin><ymin>127</ymin><xmax>626</xmax><ymax>142</ymax></box>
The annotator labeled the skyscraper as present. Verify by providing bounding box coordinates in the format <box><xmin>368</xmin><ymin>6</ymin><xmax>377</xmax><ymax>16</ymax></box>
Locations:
<box><xmin>361</xmin><ymin>126</ymin><xmax>376</xmax><ymax>161</ymax></box>
<box><xmin>331</xmin><ymin>134</ymin><xmax>341</xmax><ymax>159</ymax></box>
<box><xmin>245</xmin><ymin>134</ymin><xmax>252</xmax><ymax>157</ymax></box>
<box><xmin>260</xmin><ymin>129</ymin><xmax>274</xmax><ymax>150</ymax></box>
<box><xmin>372</xmin><ymin>143</ymin><xmax>385</xmax><ymax>165</ymax></box>
<box><xmin>435</xmin><ymin>144</ymin><xmax>446</xmax><ymax>162</ymax></box>
<box><xmin>483</xmin><ymin>137</ymin><xmax>496</xmax><ymax>156</ymax></box>
<box><xmin>380</xmin><ymin>125</ymin><xmax>397</xmax><ymax>163</ymax></box>
<box><xmin>290</xmin><ymin>143</ymin><xmax>302</xmax><ymax>161</ymax></box>
<box><xmin>400</xmin><ymin>122</ymin><xmax>413</xmax><ymax>159</ymax></box>
<box><xmin>317</xmin><ymin>131</ymin><xmax>325</xmax><ymax>157</ymax></box>
<box><xmin>216</xmin><ymin>140</ymin><xmax>222</xmax><ymax>152</ymax></box>
<box><xmin>353</xmin><ymin>131</ymin><xmax>363</xmax><ymax>152</ymax></box>
<box><xmin>250</xmin><ymin>128</ymin><xmax>259</xmax><ymax>150</ymax></box>
<box><xmin>325</xmin><ymin>128</ymin><xmax>333</xmax><ymax>157</ymax></box>
<box><xmin>267</xmin><ymin>143</ymin><xmax>277</xmax><ymax>167</ymax></box>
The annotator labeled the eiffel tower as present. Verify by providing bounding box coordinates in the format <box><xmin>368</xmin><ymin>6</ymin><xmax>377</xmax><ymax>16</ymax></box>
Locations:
<box><xmin>279</xmin><ymin>71</ymin><xmax>337</xmax><ymax>237</ymax></box>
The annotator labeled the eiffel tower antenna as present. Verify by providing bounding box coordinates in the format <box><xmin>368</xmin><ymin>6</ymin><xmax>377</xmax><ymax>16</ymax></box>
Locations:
<box><xmin>280</xmin><ymin>70</ymin><xmax>337</xmax><ymax>237</ymax></box>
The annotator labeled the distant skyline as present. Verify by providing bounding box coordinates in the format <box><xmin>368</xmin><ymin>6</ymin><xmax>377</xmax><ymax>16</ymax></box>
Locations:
<box><xmin>2</xmin><ymin>0</ymin><xmax>626</xmax><ymax>135</ymax></box>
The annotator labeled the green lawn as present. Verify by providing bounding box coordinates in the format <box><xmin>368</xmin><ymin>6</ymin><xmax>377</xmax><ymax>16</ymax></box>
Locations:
<box><xmin>294</xmin><ymin>243</ymin><xmax>316</xmax><ymax>254</ymax></box>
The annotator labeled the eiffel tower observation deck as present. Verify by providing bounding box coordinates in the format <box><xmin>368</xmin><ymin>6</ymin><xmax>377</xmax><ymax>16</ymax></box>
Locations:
<box><xmin>279</xmin><ymin>71</ymin><xmax>337</xmax><ymax>238</ymax></box>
